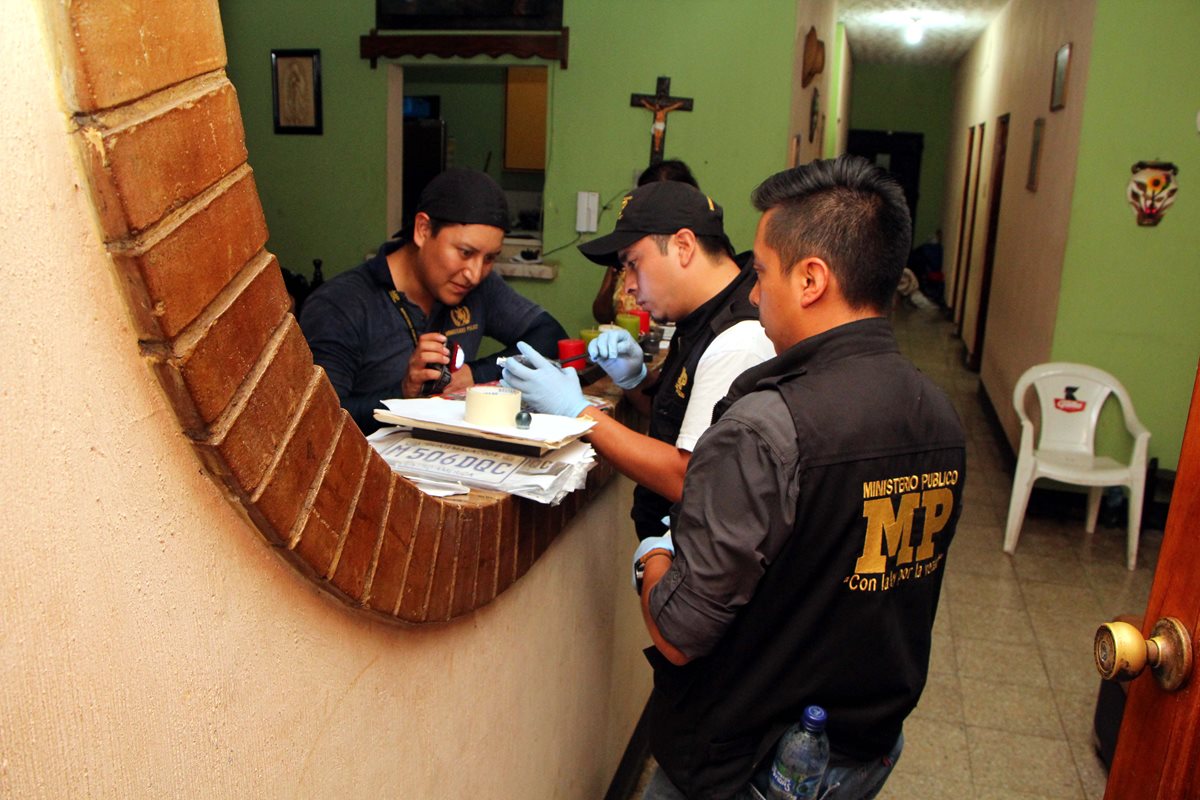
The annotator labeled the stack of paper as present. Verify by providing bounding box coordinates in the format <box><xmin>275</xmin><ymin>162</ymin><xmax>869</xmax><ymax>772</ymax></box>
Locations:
<box><xmin>367</xmin><ymin>428</ymin><xmax>596</xmax><ymax>505</ymax></box>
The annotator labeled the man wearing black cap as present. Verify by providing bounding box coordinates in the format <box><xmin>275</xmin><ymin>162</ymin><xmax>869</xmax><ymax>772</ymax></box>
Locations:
<box><xmin>503</xmin><ymin>181</ymin><xmax>773</xmax><ymax>539</ymax></box>
<box><xmin>300</xmin><ymin>168</ymin><xmax>566</xmax><ymax>434</ymax></box>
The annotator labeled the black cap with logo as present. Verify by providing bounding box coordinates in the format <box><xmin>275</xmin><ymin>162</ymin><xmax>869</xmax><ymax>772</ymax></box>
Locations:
<box><xmin>415</xmin><ymin>168</ymin><xmax>510</xmax><ymax>231</ymax></box>
<box><xmin>578</xmin><ymin>181</ymin><xmax>733</xmax><ymax>267</ymax></box>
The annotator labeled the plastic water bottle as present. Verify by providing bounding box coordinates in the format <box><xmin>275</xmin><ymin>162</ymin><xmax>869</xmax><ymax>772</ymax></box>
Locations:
<box><xmin>768</xmin><ymin>705</ymin><xmax>830</xmax><ymax>800</ymax></box>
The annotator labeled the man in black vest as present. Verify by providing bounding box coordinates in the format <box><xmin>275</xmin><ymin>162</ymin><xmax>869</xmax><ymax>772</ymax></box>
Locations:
<box><xmin>633</xmin><ymin>156</ymin><xmax>967</xmax><ymax>800</ymax></box>
<box><xmin>502</xmin><ymin>181</ymin><xmax>774</xmax><ymax>539</ymax></box>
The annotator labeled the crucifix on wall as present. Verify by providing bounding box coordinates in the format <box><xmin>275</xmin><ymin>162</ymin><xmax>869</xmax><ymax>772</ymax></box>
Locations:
<box><xmin>630</xmin><ymin>76</ymin><xmax>693</xmax><ymax>166</ymax></box>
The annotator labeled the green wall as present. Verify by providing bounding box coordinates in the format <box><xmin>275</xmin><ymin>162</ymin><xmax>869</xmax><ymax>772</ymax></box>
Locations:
<box><xmin>219</xmin><ymin>1</ymin><xmax>384</xmax><ymax>279</ymax></box>
<box><xmin>822</xmin><ymin>23</ymin><xmax>847</xmax><ymax>159</ymax></box>
<box><xmin>848</xmin><ymin>62</ymin><xmax>955</xmax><ymax>248</ymax></box>
<box><xmin>1054</xmin><ymin>0</ymin><xmax>1199</xmax><ymax>469</ymax></box>
<box><xmin>218</xmin><ymin>1</ymin><xmax>797</xmax><ymax>340</ymax></box>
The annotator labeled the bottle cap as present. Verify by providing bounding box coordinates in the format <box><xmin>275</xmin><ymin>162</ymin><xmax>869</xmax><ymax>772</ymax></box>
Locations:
<box><xmin>802</xmin><ymin>705</ymin><xmax>827</xmax><ymax>732</ymax></box>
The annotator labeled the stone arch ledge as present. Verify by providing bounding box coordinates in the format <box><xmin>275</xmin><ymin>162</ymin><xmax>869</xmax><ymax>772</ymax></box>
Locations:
<box><xmin>53</xmin><ymin>0</ymin><xmax>610</xmax><ymax>625</ymax></box>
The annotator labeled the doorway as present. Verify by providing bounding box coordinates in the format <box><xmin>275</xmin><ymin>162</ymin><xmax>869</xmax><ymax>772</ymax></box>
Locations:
<box><xmin>950</xmin><ymin>126</ymin><xmax>976</xmax><ymax>324</ymax></box>
<box><xmin>386</xmin><ymin>64</ymin><xmax>548</xmax><ymax>243</ymax></box>
<box><xmin>954</xmin><ymin>122</ymin><xmax>985</xmax><ymax>333</ymax></box>
<box><xmin>847</xmin><ymin>129</ymin><xmax>924</xmax><ymax>236</ymax></box>
<box><xmin>967</xmin><ymin>112</ymin><xmax>1010</xmax><ymax>371</ymax></box>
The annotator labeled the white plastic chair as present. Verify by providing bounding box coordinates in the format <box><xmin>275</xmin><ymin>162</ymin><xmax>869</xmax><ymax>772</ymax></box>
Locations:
<box><xmin>1003</xmin><ymin>363</ymin><xmax>1150</xmax><ymax>570</ymax></box>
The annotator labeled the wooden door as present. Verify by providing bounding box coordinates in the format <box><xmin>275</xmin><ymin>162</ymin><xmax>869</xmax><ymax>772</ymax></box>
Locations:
<box><xmin>949</xmin><ymin>126</ymin><xmax>976</xmax><ymax>321</ymax></box>
<box><xmin>504</xmin><ymin>66</ymin><xmax>547</xmax><ymax>171</ymax></box>
<box><xmin>1104</xmin><ymin>364</ymin><xmax>1200</xmax><ymax>798</ymax></box>
<box><xmin>955</xmin><ymin>121</ymin><xmax>985</xmax><ymax>332</ymax></box>
<box><xmin>966</xmin><ymin>113</ymin><xmax>1009</xmax><ymax>371</ymax></box>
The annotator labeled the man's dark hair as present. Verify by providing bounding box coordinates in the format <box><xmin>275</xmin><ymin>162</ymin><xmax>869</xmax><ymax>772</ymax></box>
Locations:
<box><xmin>637</xmin><ymin>159</ymin><xmax>699</xmax><ymax>189</ymax></box>
<box><xmin>751</xmin><ymin>155</ymin><xmax>912</xmax><ymax>311</ymax></box>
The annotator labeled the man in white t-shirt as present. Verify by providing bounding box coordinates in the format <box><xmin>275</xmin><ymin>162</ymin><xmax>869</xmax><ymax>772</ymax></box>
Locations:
<box><xmin>503</xmin><ymin>181</ymin><xmax>774</xmax><ymax>538</ymax></box>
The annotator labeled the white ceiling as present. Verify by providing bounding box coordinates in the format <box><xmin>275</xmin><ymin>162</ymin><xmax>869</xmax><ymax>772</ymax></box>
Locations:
<box><xmin>837</xmin><ymin>0</ymin><xmax>1010</xmax><ymax>65</ymax></box>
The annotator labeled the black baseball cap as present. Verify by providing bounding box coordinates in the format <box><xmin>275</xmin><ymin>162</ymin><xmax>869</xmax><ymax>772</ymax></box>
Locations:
<box><xmin>415</xmin><ymin>168</ymin><xmax>510</xmax><ymax>231</ymax></box>
<box><xmin>578</xmin><ymin>181</ymin><xmax>733</xmax><ymax>267</ymax></box>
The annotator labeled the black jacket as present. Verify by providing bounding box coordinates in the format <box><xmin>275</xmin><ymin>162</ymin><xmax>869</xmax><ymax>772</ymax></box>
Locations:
<box><xmin>648</xmin><ymin>319</ymin><xmax>966</xmax><ymax>799</ymax></box>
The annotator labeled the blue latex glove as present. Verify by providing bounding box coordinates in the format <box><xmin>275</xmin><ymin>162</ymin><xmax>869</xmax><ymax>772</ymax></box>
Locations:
<box><xmin>632</xmin><ymin>532</ymin><xmax>674</xmax><ymax>594</ymax></box>
<box><xmin>501</xmin><ymin>341</ymin><xmax>589</xmax><ymax>417</ymax></box>
<box><xmin>587</xmin><ymin>328</ymin><xmax>647</xmax><ymax>389</ymax></box>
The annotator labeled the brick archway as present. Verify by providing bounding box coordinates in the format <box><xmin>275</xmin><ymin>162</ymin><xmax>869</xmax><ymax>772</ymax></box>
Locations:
<box><xmin>53</xmin><ymin>1</ymin><xmax>603</xmax><ymax>624</ymax></box>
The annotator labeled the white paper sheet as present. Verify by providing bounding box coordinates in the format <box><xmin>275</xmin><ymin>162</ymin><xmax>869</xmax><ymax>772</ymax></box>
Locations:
<box><xmin>373</xmin><ymin>397</ymin><xmax>595</xmax><ymax>450</ymax></box>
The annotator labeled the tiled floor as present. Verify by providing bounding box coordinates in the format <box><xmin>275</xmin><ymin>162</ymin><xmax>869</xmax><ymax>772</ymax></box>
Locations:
<box><xmin>878</xmin><ymin>305</ymin><xmax>1160</xmax><ymax>800</ymax></box>
<box><xmin>626</xmin><ymin>305</ymin><xmax>1161</xmax><ymax>800</ymax></box>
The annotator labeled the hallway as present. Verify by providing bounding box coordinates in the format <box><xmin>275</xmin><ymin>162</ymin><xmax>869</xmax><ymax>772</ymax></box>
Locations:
<box><xmin>880</xmin><ymin>304</ymin><xmax>1159</xmax><ymax>799</ymax></box>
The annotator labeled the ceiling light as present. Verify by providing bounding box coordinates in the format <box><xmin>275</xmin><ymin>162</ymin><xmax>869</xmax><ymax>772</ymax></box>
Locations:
<box><xmin>904</xmin><ymin>19</ymin><xmax>924</xmax><ymax>45</ymax></box>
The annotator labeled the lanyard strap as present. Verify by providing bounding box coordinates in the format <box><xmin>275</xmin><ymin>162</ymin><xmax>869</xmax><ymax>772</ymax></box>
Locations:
<box><xmin>387</xmin><ymin>289</ymin><xmax>422</xmax><ymax>347</ymax></box>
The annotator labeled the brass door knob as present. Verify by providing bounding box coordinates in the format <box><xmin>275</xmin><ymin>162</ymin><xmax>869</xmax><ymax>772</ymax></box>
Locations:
<box><xmin>1095</xmin><ymin>617</ymin><xmax>1192</xmax><ymax>692</ymax></box>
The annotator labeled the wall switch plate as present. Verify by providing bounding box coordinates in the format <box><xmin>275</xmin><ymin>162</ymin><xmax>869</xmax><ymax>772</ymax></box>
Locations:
<box><xmin>576</xmin><ymin>191</ymin><xmax>599</xmax><ymax>233</ymax></box>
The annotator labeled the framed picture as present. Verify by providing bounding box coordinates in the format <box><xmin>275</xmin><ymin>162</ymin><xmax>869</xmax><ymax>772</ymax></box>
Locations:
<box><xmin>376</xmin><ymin>0</ymin><xmax>563</xmax><ymax>31</ymax></box>
<box><xmin>1026</xmin><ymin>117</ymin><xmax>1046</xmax><ymax>191</ymax></box>
<box><xmin>271</xmin><ymin>49</ymin><xmax>322</xmax><ymax>135</ymax></box>
<box><xmin>1049</xmin><ymin>43</ymin><xmax>1071</xmax><ymax>111</ymax></box>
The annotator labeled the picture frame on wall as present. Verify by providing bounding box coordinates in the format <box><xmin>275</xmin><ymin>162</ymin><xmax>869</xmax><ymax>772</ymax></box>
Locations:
<box><xmin>1049</xmin><ymin>43</ymin><xmax>1071</xmax><ymax>111</ymax></box>
<box><xmin>271</xmin><ymin>49</ymin><xmax>322</xmax><ymax>135</ymax></box>
<box><xmin>1026</xmin><ymin>117</ymin><xmax>1046</xmax><ymax>191</ymax></box>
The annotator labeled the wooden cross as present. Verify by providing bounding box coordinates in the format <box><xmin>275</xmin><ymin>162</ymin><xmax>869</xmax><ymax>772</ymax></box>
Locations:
<box><xmin>630</xmin><ymin>76</ymin><xmax>693</xmax><ymax>166</ymax></box>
